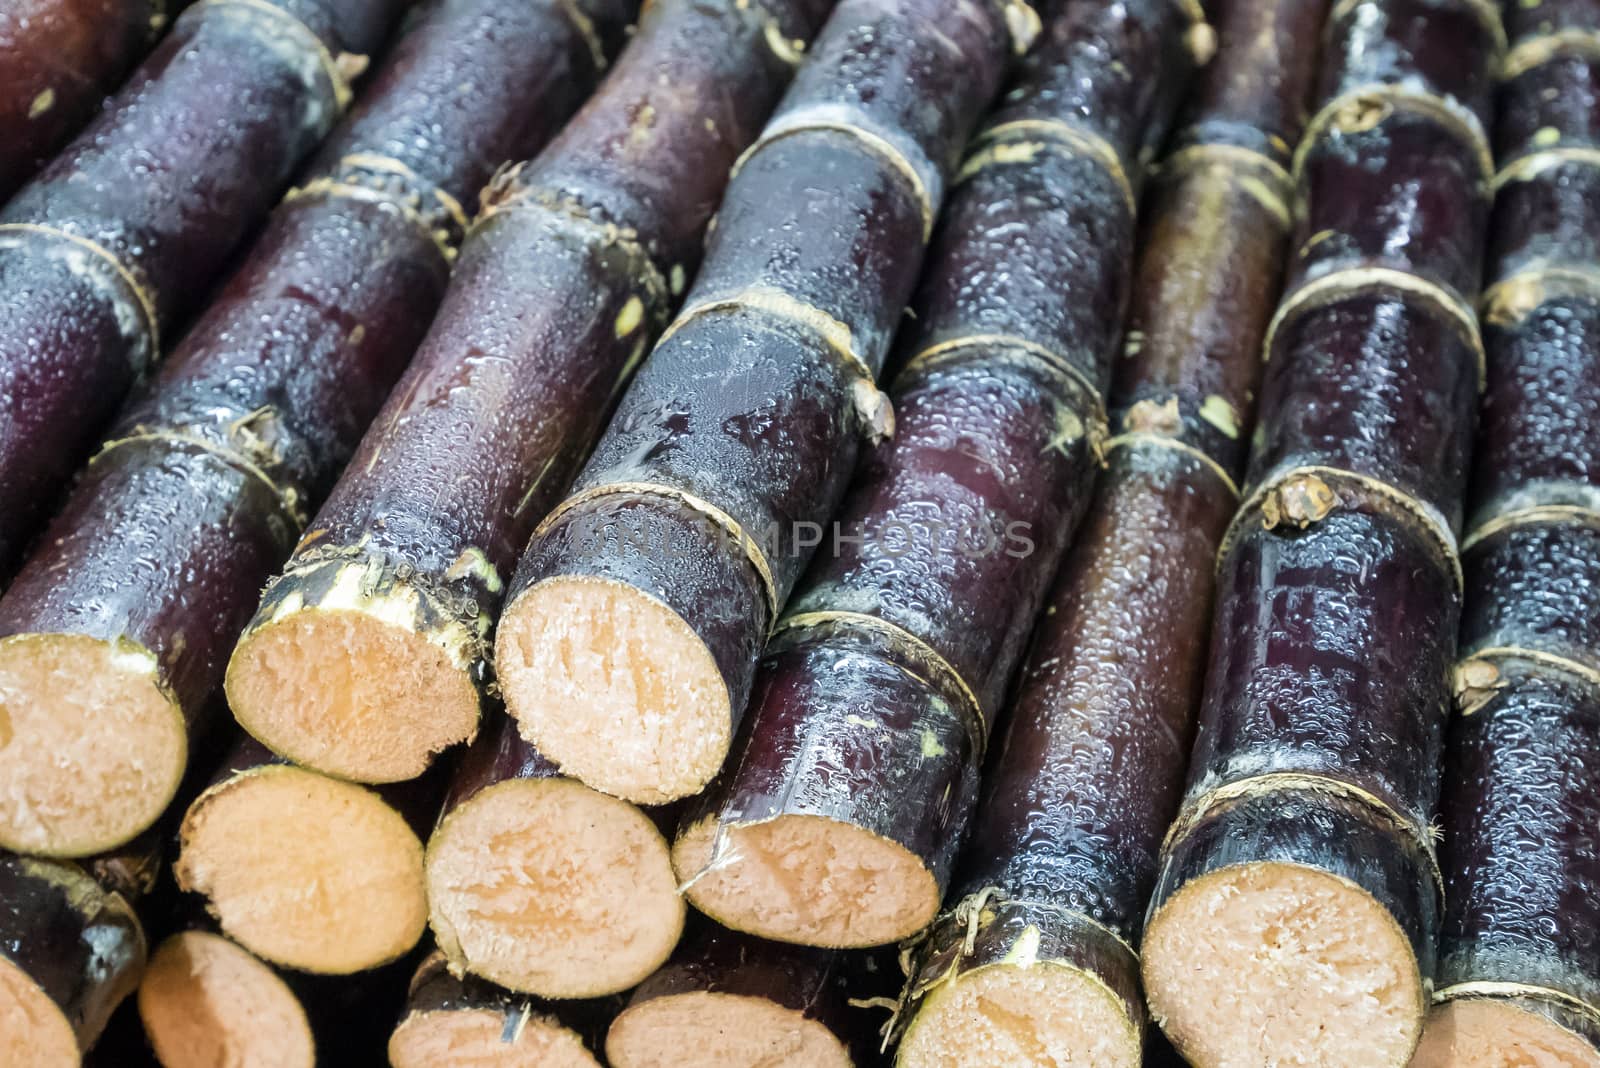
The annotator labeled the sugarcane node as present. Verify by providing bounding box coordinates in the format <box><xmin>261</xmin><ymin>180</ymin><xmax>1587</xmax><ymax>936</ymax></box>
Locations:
<box><xmin>1124</xmin><ymin>395</ymin><xmax>1184</xmax><ymax>436</ymax></box>
<box><xmin>284</xmin><ymin>154</ymin><xmax>472</xmax><ymax>259</ymax></box>
<box><xmin>424</xmin><ymin>775</ymin><xmax>684</xmax><ymax>999</ymax></box>
<box><xmin>1452</xmin><ymin>658</ymin><xmax>1505</xmax><ymax>716</ymax></box>
<box><xmin>729</xmin><ymin>113</ymin><xmax>936</xmax><ymax>238</ymax></box>
<box><xmin>196</xmin><ymin>0</ymin><xmax>358</xmax><ymax>110</ymax></box>
<box><xmin>1295</xmin><ymin>84</ymin><xmax>1495</xmax><ymax>185</ymax></box>
<box><xmin>92</xmin><ymin>428</ymin><xmax>309</xmax><ymax>530</ymax></box>
<box><xmin>0</xmin><ymin>222</ymin><xmax>160</xmax><ymax>364</ymax></box>
<box><xmin>963</xmin><ymin>119</ymin><xmax>1137</xmax><ymax>215</ymax></box>
<box><xmin>1462</xmin><ymin>502</ymin><xmax>1600</xmax><ymax>552</ymax></box>
<box><xmin>174</xmin><ymin>764</ymin><xmax>429</xmax><ymax>975</ymax></box>
<box><xmin>1483</xmin><ymin>265</ymin><xmax>1600</xmax><ymax>327</ymax></box>
<box><xmin>1101</xmin><ymin>432</ymin><xmax>1242</xmax><ymax>497</ymax></box>
<box><xmin>1261</xmin><ymin>473</ymin><xmax>1341</xmax><ymax>530</ymax></box>
<box><xmin>1262</xmin><ymin>268</ymin><xmax>1488</xmax><ymax>391</ymax></box>
<box><xmin>139</xmin><ymin>929</ymin><xmax>315</xmax><ymax>1068</ymax></box>
<box><xmin>1494</xmin><ymin>145</ymin><xmax>1600</xmax><ymax>191</ymax></box>
<box><xmin>1501</xmin><ymin>27</ymin><xmax>1600</xmax><ymax>81</ymax></box>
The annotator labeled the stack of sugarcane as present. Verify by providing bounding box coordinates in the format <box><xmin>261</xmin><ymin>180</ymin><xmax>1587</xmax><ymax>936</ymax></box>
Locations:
<box><xmin>1138</xmin><ymin>0</ymin><xmax>1504</xmax><ymax>1064</ymax></box>
<box><xmin>8</xmin><ymin>0</ymin><xmax>1600</xmax><ymax>1063</ymax></box>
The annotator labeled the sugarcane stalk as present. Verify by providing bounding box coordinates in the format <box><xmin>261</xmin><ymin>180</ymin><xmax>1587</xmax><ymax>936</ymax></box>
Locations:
<box><xmin>889</xmin><ymin>8</ymin><xmax>1324</xmax><ymax>1061</ymax></box>
<box><xmin>604</xmin><ymin>917</ymin><xmax>895</xmax><ymax>1068</ymax></box>
<box><xmin>389</xmin><ymin>948</ymin><xmax>621</xmax><ymax>1068</ymax></box>
<box><xmin>225</xmin><ymin>0</ymin><xmax>834</xmax><ymax>785</ymax></box>
<box><xmin>1138</xmin><ymin>1</ymin><xmax>1503</xmax><ymax>1064</ymax></box>
<box><xmin>423</xmin><ymin>707</ymin><xmax>685</xmax><ymax>997</ymax></box>
<box><xmin>496</xmin><ymin>0</ymin><xmax>1044</xmax><ymax>808</ymax></box>
<box><xmin>0</xmin><ymin>0</ymin><xmax>405</xmax><ymax>575</ymax></box>
<box><xmin>0</xmin><ymin>852</ymin><xmax>147</xmax><ymax>1067</ymax></box>
<box><xmin>0</xmin><ymin>0</ymin><xmax>625</xmax><ymax>860</ymax></box>
<box><xmin>1412</xmin><ymin>5</ymin><xmax>1600</xmax><ymax>1063</ymax></box>
<box><xmin>666</xmin><ymin>0</ymin><xmax>1200</xmax><ymax>958</ymax></box>
<box><xmin>0</xmin><ymin>0</ymin><xmax>184</xmax><ymax>201</ymax></box>
<box><xmin>173</xmin><ymin>732</ymin><xmax>442</xmax><ymax>975</ymax></box>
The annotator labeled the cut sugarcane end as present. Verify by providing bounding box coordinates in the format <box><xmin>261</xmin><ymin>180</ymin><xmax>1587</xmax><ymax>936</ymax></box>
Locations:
<box><xmin>174</xmin><ymin>765</ymin><xmax>427</xmax><ymax>974</ymax></box>
<box><xmin>0</xmin><ymin>632</ymin><xmax>186</xmax><ymax>856</ymax></box>
<box><xmin>227</xmin><ymin>599</ymin><xmax>480</xmax><ymax>783</ymax></box>
<box><xmin>426</xmin><ymin>776</ymin><xmax>684</xmax><ymax>998</ymax></box>
<box><xmin>607</xmin><ymin>991</ymin><xmax>851</xmax><ymax>1068</ymax></box>
<box><xmin>389</xmin><ymin>1007</ymin><xmax>601</xmax><ymax>1068</ymax></box>
<box><xmin>897</xmin><ymin>962</ymin><xmax>1141</xmax><ymax>1068</ymax></box>
<box><xmin>0</xmin><ymin>953</ymin><xmax>78</xmax><ymax>1068</ymax></box>
<box><xmin>674</xmin><ymin>813</ymin><xmax>940</xmax><ymax>948</ymax></box>
<box><xmin>1412</xmin><ymin>999</ymin><xmax>1600</xmax><ymax>1068</ymax></box>
<box><xmin>1141</xmin><ymin>861</ymin><xmax>1425</xmax><ymax>1068</ymax></box>
<box><xmin>497</xmin><ymin>575</ymin><xmax>730</xmax><ymax>804</ymax></box>
<box><xmin>139</xmin><ymin>930</ymin><xmax>314</xmax><ymax>1068</ymax></box>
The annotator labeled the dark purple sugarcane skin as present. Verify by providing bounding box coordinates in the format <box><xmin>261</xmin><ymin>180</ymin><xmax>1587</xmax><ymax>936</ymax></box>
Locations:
<box><xmin>904</xmin><ymin>0</ymin><xmax>1326</xmax><ymax>1025</ymax></box>
<box><xmin>0</xmin><ymin>0</ymin><xmax>403</xmax><ymax>574</ymax></box>
<box><xmin>669</xmin><ymin>0</ymin><xmax>1188</xmax><ymax>845</ymax></box>
<box><xmin>1292</xmin><ymin>111</ymin><xmax>1489</xmax><ymax>300</ymax></box>
<box><xmin>1163</xmin><ymin>0</ymin><xmax>1498</xmax><ymax>934</ymax></box>
<box><xmin>301</xmin><ymin>0</ymin><xmax>823</xmax><ymax>634</ymax></box>
<box><xmin>787</xmin><ymin>356</ymin><xmax>1095</xmax><ymax>710</ymax></box>
<box><xmin>1474</xmin><ymin>298</ymin><xmax>1600</xmax><ymax>517</ymax></box>
<box><xmin>508</xmin><ymin>0</ymin><xmax>1015</xmax><ymax>741</ymax></box>
<box><xmin>1506</xmin><ymin>0</ymin><xmax>1600</xmax><ymax>40</ymax></box>
<box><xmin>1461</xmin><ymin>522</ymin><xmax>1600</xmax><ymax>666</ymax></box>
<box><xmin>1471</xmin><ymin>33</ymin><xmax>1600</xmax><ymax>520</ymax></box>
<box><xmin>954</xmin><ymin>448</ymin><xmax>1237</xmax><ymax>940</ymax></box>
<box><xmin>1169</xmin><ymin>0</ymin><xmax>1325</xmax><ymax>162</ymax></box>
<box><xmin>1253</xmin><ymin>293</ymin><xmax>1481</xmax><ymax>526</ymax></box>
<box><xmin>0</xmin><ymin>0</ymin><xmax>612</xmax><ymax>752</ymax></box>
<box><xmin>1188</xmin><ymin>502</ymin><xmax>1458</xmax><ymax>827</ymax></box>
<box><xmin>1437</xmin><ymin>664</ymin><xmax>1600</xmax><ymax>1007</ymax></box>
<box><xmin>1317</xmin><ymin>0</ymin><xmax>1497</xmax><ymax>122</ymax></box>
<box><xmin>0</xmin><ymin>0</ymin><xmax>172</xmax><ymax>201</ymax></box>
<box><xmin>0</xmin><ymin>852</ymin><xmax>145</xmax><ymax>1049</ymax></box>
